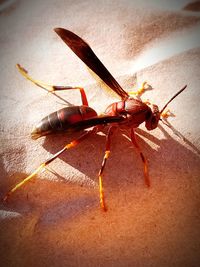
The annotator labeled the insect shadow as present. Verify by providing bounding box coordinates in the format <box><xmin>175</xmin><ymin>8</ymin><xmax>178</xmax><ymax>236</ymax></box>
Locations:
<box><xmin>28</xmin><ymin>121</ymin><xmax>200</xmax><ymax>225</ymax></box>
<box><xmin>41</xmin><ymin>121</ymin><xmax>200</xmax><ymax>192</ymax></box>
<box><xmin>1</xmin><ymin>123</ymin><xmax>200</xmax><ymax>225</ymax></box>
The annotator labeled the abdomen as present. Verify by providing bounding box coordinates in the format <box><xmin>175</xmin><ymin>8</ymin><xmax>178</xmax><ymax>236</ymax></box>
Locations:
<box><xmin>31</xmin><ymin>106</ymin><xmax>97</xmax><ymax>139</ymax></box>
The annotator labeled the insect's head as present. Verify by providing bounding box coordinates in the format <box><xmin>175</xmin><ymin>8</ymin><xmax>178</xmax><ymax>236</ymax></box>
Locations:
<box><xmin>145</xmin><ymin>103</ymin><xmax>160</xmax><ymax>130</ymax></box>
<box><xmin>145</xmin><ymin>85</ymin><xmax>187</xmax><ymax>130</ymax></box>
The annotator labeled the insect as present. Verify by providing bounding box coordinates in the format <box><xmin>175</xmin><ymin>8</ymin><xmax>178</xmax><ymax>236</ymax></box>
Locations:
<box><xmin>3</xmin><ymin>28</ymin><xmax>187</xmax><ymax>211</ymax></box>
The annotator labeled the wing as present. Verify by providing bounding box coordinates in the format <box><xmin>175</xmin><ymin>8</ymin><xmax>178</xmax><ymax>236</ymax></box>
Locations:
<box><xmin>54</xmin><ymin>28</ymin><xmax>129</xmax><ymax>100</ymax></box>
<box><xmin>69</xmin><ymin>115</ymin><xmax>125</xmax><ymax>132</ymax></box>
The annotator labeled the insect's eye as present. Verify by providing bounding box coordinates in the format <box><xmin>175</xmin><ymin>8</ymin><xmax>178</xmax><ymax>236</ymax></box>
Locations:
<box><xmin>151</xmin><ymin>116</ymin><xmax>156</xmax><ymax>123</ymax></box>
<box><xmin>146</xmin><ymin>110</ymin><xmax>152</xmax><ymax>120</ymax></box>
<box><xmin>152</xmin><ymin>104</ymin><xmax>159</xmax><ymax>114</ymax></box>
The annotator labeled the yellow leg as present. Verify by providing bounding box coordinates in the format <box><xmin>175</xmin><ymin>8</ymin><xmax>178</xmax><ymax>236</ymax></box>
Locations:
<box><xmin>98</xmin><ymin>150</ymin><xmax>111</xmax><ymax>212</ymax></box>
<box><xmin>16</xmin><ymin>64</ymin><xmax>88</xmax><ymax>105</ymax></box>
<box><xmin>16</xmin><ymin>64</ymin><xmax>54</xmax><ymax>92</ymax></box>
<box><xmin>99</xmin><ymin>175</ymin><xmax>106</xmax><ymax>211</ymax></box>
<box><xmin>161</xmin><ymin>109</ymin><xmax>174</xmax><ymax>119</ymax></box>
<box><xmin>129</xmin><ymin>81</ymin><xmax>150</xmax><ymax>96</ymax></box>
<box><xmin>3</xmin><ymin>129</ymin><xmax>95</xmax><ymax>202</ymax></box>
<box><xmin>98</xmin><ymin>127</ymin><xmax>115</xmax><ymax>211</ymax></box>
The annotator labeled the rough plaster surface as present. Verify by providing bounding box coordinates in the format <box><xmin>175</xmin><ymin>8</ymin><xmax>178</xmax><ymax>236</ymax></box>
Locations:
<box><xmin>0</xmin><ymin>0</ymin><xmax>200</xmax><ymax>266</ymax></box>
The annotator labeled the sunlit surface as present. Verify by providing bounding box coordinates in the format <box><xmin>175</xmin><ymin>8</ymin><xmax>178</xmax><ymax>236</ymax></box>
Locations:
<box><xmin>131</xmin><ymin>24</ymin><xmax>200</xmax><ymax>74</ymax></box>
<box><xmin>0</xmin><ymin>1</ymin><xmax>200</xmax><ymax>267</ymax></box>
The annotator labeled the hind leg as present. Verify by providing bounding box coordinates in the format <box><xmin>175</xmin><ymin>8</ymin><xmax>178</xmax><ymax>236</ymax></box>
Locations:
<box><xmin>16</xmin><ymin>64</ymin><xmax>88</xmax><ymax>105</ymax></box>
<box><xmin>3</xmin><ymin>128</ymin><xmax>97</xmax><ymax>202</ymax></box>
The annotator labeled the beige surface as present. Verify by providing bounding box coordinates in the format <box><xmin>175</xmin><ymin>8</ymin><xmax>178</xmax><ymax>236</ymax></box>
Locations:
<box><xmin>0</xmin><ymin>0</ymin><xmax>200</xmax><ymax>266</ymax></box>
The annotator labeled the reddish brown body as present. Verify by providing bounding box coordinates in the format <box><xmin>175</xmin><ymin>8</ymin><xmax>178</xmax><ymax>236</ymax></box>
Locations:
<box><xmin>105</xmin><ymin>98</ymin><xmax>152</xmax><ymax>128</ymax></box>
<box><xmin>32</xmin><ymin>96</ymin><xmax>160</xmax><ymax>140</ymax></box>
<box><xmin>32</xmin><ymin>105</ymin><xmax>97</xmax><ymax>139</ymax></box>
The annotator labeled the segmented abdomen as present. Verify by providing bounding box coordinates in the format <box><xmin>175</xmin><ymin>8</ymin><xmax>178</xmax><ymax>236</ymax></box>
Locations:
<box><xmin>31</xmin><ymin>106</ymin><xmax>97</xmax><ymax>139</ymax></box>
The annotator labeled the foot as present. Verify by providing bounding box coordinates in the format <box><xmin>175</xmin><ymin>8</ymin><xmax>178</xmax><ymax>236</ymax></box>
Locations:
<box><xmin>129</xmin><ymin>81</ymin><xmax>151</xmax><ymax>96</ymax></box>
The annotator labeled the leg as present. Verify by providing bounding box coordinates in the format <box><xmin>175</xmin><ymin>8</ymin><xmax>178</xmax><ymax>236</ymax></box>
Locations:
<box><xmin>129</xmin><ymin>81</ymin><xmax>151</xmax><ymax>96</ymax></box>
<box><xmin>131</xmin><ymin>128</ymin><xmax>150</xmax><ymax>187</ymax></box>
<box><xmin>160</xmin><ymin>109</ymin><xmax>174</xmax><ymax>119</ymax></box>
<box><xmin>16</xmin><ymin>64</ymin><xmax>88</xmax><ymax>106</ymax></box>
<box><xmin>3</xmin><ymin>128</ymin><xmax>96</xmax><ymax>202</ymax></box>
<box><xmin>98</xmin><ymin>126</ymin><xmax>116</xmax><ymax>211</ymax></box>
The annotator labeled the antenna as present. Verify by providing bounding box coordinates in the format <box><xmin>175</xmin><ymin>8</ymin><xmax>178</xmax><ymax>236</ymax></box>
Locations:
<box><xmin>160</xmin><ymin>85</ymin><xmax>187</xmax><ymax>115</ymax></box>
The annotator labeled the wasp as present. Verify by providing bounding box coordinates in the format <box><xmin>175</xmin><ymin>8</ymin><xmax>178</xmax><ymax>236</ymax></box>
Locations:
<box><xmin>4</xmin><ymin>28</ymin><xmax>186</xmax><ymax>211</ymax></box>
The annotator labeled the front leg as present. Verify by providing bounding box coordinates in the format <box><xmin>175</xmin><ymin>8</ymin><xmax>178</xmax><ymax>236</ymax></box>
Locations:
<box><xmin>129</xmin><ymin>81</ymin><xmax>152</xmax><ymax>97</ymax></box>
